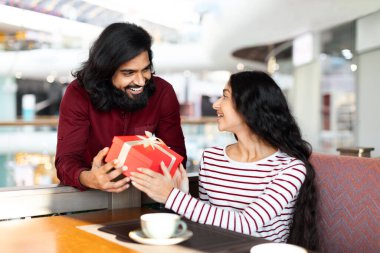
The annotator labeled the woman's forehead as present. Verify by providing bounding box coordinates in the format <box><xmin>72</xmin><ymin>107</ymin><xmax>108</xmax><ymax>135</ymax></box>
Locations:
<box><xmin>223</xmin><ymin>82</ymin><xmax>231</xmax><ymax>91</ymax></box>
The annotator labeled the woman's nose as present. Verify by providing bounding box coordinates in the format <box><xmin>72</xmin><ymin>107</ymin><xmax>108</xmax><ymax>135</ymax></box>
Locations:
<box><xmin>212</xmin><ymin>97</ymin><xmax>221</xmax><ymax>110</ymax></box>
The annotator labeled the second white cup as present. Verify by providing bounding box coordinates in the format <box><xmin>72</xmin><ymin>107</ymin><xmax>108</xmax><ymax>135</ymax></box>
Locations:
<box><xmin>140</xmin><ymin>213</ymin><xmax>187</xmax><ymax>239</ymax></box>
<box><xmin>250</xmin><ymin>243</ymin><xmax>307</xmax><ymax>253</ymax></box>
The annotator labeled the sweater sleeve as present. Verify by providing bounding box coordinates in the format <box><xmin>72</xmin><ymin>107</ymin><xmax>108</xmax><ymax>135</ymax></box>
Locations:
<box><xmin>154</xmin><ymin>80</ymin><xmax>187</xmax><ymax>166</ymax></box>
<box><xmin>165</xmin><ymin>160</ymin><xmax>306</xmax><ymax>235</ymax></box>
<box><xmin>55</xmin><ymin>83</ymin><xmax>90</xmax><ymax>190</ymax></box>
<box><xmin>197</xmin><ymin>153</ymin><xmax>209</xmax><ymax>202</ymax></box>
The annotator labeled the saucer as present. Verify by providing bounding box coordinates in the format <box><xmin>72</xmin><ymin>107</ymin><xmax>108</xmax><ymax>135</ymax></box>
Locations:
<box><xmin>129</xmin><ymin>229</ymin><xmax>193</xmax><ymax>245</ymax></box>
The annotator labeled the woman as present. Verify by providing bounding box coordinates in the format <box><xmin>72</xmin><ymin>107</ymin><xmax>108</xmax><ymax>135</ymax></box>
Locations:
<box><xmin>131</xmin><ymin>71</ymin><xmax>318</xmax><ymax>250</ymax></box>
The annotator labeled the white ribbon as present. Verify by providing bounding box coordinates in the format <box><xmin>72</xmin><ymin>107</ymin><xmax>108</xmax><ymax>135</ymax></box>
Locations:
<box><xmin>136</xmin><ymin>131</ymin><xmax>164</xmax><ymax>150</ymax></box>
<box><xmin>117</xmin><ymin>131</ymin><xmax>176</xmax><ymax>172</ymax></box>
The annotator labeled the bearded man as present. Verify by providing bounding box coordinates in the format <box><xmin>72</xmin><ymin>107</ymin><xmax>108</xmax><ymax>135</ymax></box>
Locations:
<box><xmin>55</xmin><ymin>23</ymin><xmax>186</xmax><ymax>192</ymax></box>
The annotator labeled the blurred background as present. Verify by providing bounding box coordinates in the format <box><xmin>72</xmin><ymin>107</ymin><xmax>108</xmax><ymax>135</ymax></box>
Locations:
<box><xmin>0</xmin><ymin>0</ymin><xmax>380</xmax><ymax>188</ymax></box>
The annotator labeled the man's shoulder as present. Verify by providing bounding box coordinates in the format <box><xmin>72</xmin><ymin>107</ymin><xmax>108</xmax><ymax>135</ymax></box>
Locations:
<box><xmin>67</xmin><ymin>79</ymin><xmax>83</xmax><ymax>89</ymax></box>
<box><xmin>151</xmin><ymin>76</ymin><xmax>177</xmax><ymax>102</ymax></box>
<box><xmin>153</xmin><ymin>76</ymin><xmax>172</xmax><ymax>89</ymax></box>
<box><xmin>67</xmin><ymin>79</ymin><xmax>87</xmax><ymax>92</ymax></box>
<box><xmin>64</xmin><ymin>79</ymin><xmax>89</xmax><ymax>101</ymax></box>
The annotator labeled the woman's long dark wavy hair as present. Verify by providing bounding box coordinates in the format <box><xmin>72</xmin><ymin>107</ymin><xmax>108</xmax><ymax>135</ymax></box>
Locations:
<box><xmin>73</xmin><ymin>22</ymin><xmax>154</xmax><ymax>111</ymax></box>
<box><xmin>229</xmin><ymin>71</ymin><xmax>318</xmax><ymax>250</ymax></box>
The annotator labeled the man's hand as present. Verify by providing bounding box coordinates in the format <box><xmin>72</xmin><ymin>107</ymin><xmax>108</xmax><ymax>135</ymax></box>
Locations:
<box><xmin>79</xmin><ymin>147</ymin><xmax>130</xmax><ymax>193</ymax></box>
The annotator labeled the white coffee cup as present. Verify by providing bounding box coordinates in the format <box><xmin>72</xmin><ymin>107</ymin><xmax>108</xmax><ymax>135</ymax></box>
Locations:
<box><xmin>250</xmin><ymin>243</ymin><xmax>307</xmax><ymax>253</ymax></box>
<box><xmin>140</xmin><ymin>213</ymin><xmax>187</xmax><ymax>239</ymax></box>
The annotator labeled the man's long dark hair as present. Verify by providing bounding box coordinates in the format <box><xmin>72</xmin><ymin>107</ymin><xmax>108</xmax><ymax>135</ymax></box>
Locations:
<box><xmin>73</xmin><ymin>22</ymin><xmax>155</xmax><ymax>111</ymax></box>
<box><xmin>229</xmin><ymin>71</ymin><xmax>318</xmax><ymax>250</ymax></box>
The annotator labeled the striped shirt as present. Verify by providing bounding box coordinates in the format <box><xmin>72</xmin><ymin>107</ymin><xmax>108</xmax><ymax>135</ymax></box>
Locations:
<box><xmin>165</xmin><ymin>146</ymin><xmax>306</xmax><ymax>242</ymax></box>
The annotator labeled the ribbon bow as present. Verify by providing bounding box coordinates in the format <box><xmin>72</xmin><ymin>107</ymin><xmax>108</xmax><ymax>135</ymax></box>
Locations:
<box><xmin>137</xmin><ymin>131</ymin><xmax>164</xmax><ymax>150</ymax></box>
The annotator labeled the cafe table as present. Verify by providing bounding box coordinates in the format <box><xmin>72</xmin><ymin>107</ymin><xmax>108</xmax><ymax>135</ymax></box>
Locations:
<box><xmin>0</xmin><ymin>207</ymin><xmax>313</xmax><ymax>253</ymax></box>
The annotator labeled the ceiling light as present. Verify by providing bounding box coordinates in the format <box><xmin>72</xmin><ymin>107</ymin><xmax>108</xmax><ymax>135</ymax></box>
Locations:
<box><xmin>46</xmin><ymin>75</ymin><xmax>55</xmax><ymax>83</ymax></box>
<box><xmin>341</xmin><ymin>49</ymin><xmax>353</xmax><ymax>59</ymax></box>
<box><xmin>15</xmin><ymin>72</ymin><xmax>22</xmax><ymax>79</ymax></box>
<box><xmin>236</xmin><ymin>63</ymin><xmax>245</xmax><ymax>71</ymax></box>
<box><xmin>58</xmin><ymin>77</ymin><xmax>67</xmax><ymax>84</ymax></box>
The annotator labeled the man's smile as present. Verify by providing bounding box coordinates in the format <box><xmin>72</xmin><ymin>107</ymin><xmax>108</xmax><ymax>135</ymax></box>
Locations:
<box><xmin>125</xmin><ymin>85</ymin><xmax>144</xmax><ymax>95</ymax></box>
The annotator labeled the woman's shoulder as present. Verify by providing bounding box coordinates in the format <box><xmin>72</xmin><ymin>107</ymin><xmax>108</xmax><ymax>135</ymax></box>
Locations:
<box><xmin>275</xmin><ymin>152</ymin><xmax>307</xmax><ymax>173</ymax></box>
<box><xmin>202</xmin><ymin>146</ymin><xmax>225</xmax><ymax>157</ymax></box>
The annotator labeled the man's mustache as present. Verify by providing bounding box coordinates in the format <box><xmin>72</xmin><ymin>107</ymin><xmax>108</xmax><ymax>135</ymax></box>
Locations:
<box><xmin>127</xmin><ymin>84</ymin><xmax>144</xmax><ymax>89</ymax></box>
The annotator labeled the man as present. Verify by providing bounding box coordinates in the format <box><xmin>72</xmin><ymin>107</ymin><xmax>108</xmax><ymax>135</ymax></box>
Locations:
<box><xmin>55</xmin><ymin>22</ymin><xmax>186</xmax><ymax>192</ymax></box>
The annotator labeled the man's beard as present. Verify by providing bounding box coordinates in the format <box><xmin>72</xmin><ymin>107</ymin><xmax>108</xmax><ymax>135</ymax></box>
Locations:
<box><xmin>110</xmin><ymin>78</ymin><xmax>156</xmax><ymax>111</ymax></box>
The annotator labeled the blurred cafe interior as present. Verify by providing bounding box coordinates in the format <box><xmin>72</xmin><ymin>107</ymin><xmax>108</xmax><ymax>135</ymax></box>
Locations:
<box><xmin>0</xmin><ymin>0</ymin><xmax>379</xmax><ymax>226</ymax></box>
<box><xmin>1</xmin><ymin>1</ymin><xmax>380</xmax><ymax>253</ymax></box>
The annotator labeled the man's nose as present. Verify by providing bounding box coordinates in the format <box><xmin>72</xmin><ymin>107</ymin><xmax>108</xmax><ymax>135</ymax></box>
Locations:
<box><xmin>134</xmin><ymin>72</ymin><xmax>145</xmax><ymax>86</ymax></box>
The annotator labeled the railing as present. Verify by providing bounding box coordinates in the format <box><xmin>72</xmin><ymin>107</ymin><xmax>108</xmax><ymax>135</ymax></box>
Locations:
<box><xmin>0</xmin><ymin>184</ymin><xmax>141</xmax><ymax>220</ymax></box>
<box><xmin>0</xmin><ymin>118</ymin><xmax>59</xmax><ymax>127</ymax></box>
<box><xmin>0</xmin><ymin>118</ymin><xmax>137</xmax><ymax>219</ymax></box>
<box><xmin>0</xmin><ymin>116</ymin><xmax>219</xmax><ymax>127</ymax></box>
<box><xmin>0</xmin><ymin>116</ymin><xmax>233</xmax><ymax>220</ymax></box>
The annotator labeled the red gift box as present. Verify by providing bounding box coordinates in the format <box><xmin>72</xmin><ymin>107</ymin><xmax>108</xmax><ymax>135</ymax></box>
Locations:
<box><xmin>105</xmin><ymin>132</ymin><xmax>183</xmax><ymax>178</ymax></box>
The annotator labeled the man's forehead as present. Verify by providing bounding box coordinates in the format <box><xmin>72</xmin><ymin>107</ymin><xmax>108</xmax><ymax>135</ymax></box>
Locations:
<box><xmin>118</xmin><ymin>62</ymin><xmax>151</xmax><ymax>72</ymax></box>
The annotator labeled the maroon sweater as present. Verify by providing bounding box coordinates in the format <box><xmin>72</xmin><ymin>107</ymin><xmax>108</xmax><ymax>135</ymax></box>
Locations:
<box><xmin>55</xmin><ymin>76</ymin><xmax>186</xmax><ymax>190</ymax></box>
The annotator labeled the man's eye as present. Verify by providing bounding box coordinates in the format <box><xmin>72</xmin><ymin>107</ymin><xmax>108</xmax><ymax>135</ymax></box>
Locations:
<box><xmin>123</xmin><ymin>72</ymin><xmax>134</xmax><ymax>76</ymax></box>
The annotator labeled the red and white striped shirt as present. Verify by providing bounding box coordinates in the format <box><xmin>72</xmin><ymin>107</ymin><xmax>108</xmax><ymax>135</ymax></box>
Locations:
<box><xmin>165</xmin><ymin>146</ymin><xmax>306</xmax><ymax>242</ymax></box>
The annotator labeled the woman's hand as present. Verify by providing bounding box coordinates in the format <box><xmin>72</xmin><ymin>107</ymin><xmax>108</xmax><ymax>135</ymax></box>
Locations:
<box><xmin>173</xmin><ymin>164</ymin><xmax>189</xmax><ymax>193</ymax></box>
<box><xmin>79</xmin><ymin>147</ymin><xmax>131</xmax><ymax>192</ymax></box>
<box><xmin>130</xmin><ymin>162</ymin><xmax>182</xmax><ymax>203</ymax></box>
